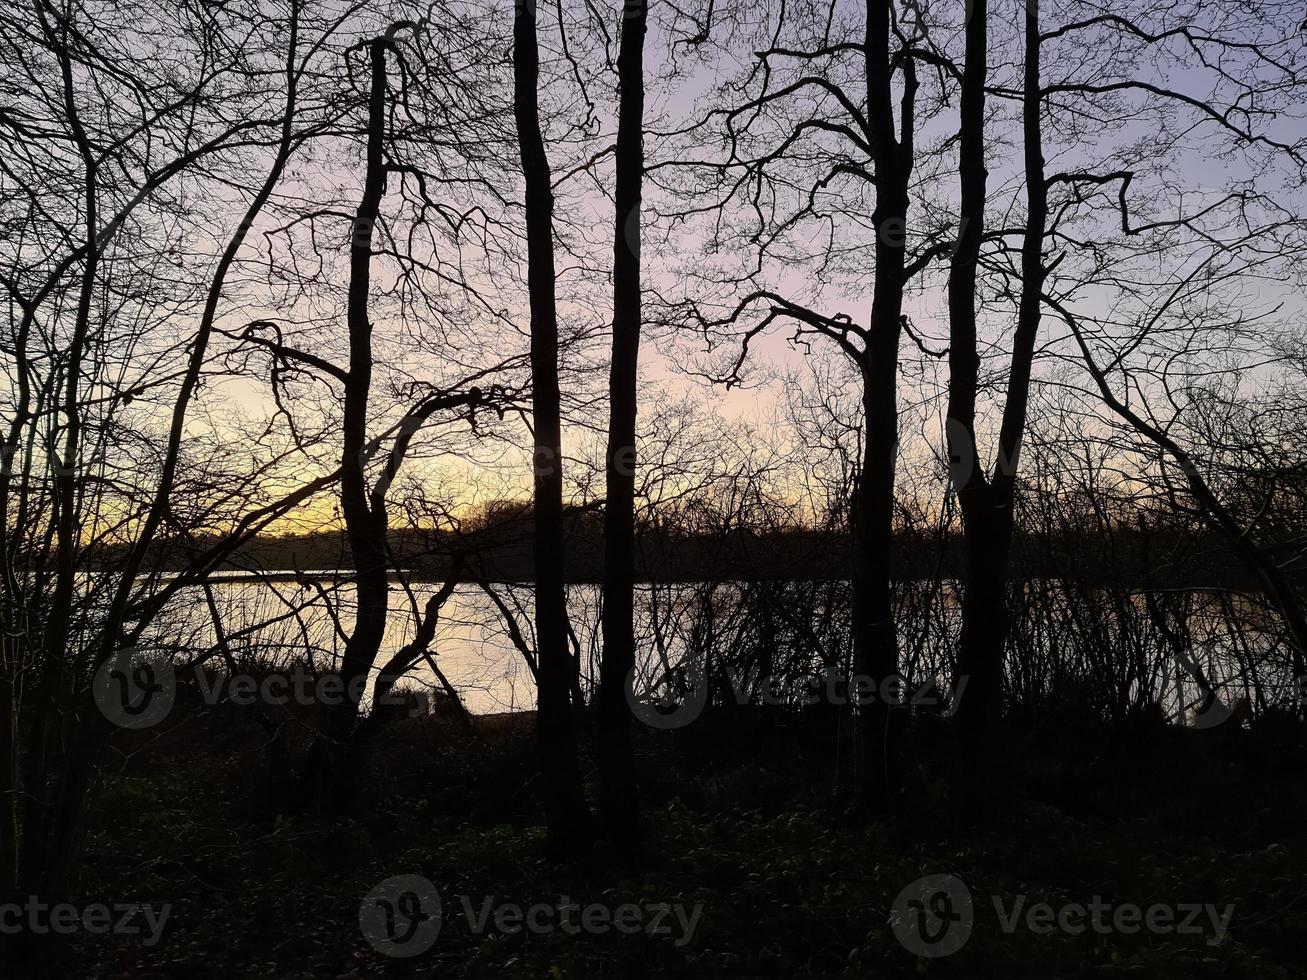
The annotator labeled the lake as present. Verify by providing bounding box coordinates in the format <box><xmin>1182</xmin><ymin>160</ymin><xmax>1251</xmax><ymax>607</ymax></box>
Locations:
<box><xmin>140</xmin><ymin>573</ymin><xmax>1294</xmax><ymax>724</ymax></box>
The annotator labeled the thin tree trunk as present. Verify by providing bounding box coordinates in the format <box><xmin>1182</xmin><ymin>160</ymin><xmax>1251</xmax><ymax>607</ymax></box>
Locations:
<box><xmin>973</xmin><ymin>0</ymin><xmax>1048</xmax><ymax>726</ymax></box>
<box><xmin>850</xmin><ymin>0</ymin><xmax>914</xmax><ymax>812</ymax></box>
<box><xmin>952</xmin><ymin>0</ymin><xmax>1047</xmax><ymax>746</ymax></box>
<box><xmin>20</xmin><ymin>13</ymin><xmax>99</xmax><ymax>898</ymax></box>
<box><xmin>514</xmin><ymin>0</ymin><xmax>591</xmax><ymax>854</ymax></box>
<box><xmin>16</xmin><ymin>10</ymin><xmax>309</xmax><ymax>913</ymax></box>
<box><xmin>0</xmin><ymin>639</ymin><xmax>16</xmax><ymax>897</ymax></box>
<box><xmin>598</xmin><ymin>0</ymin><xmax>647</xmax><ymax>853</ymax></box>
<box><xmin>947</xmin><ymin>0</ymin><xmax>999</xmax><ymax>739</ymax></box>
<box><xmin>360</xmin><ymin>570</ymin><xmax>469</xmax><ymax>737</ymax></box>
<box><xmin>306</xmin><ymin>35</ymin><xmax>391</xmax><ymax>816</ymax></box>
<box><xmin>0</xmin><ymin>298</ymin><xmax>34</xmax><ymax>901</ymax></box>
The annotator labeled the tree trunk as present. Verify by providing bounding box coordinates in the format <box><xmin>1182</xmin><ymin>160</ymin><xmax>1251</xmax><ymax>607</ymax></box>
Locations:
<box><xmin>947</xmin><ymin>0</ymin><xmax>998</xmax><ymax>739</ymax></box>
<box><xmin>853</xmin><ymin>205</ymin><xmax>906</xmax><ymax>811</ymax></box>
<box><xmin>598</xmin><ymin>0</ymin><xmax>647</xmax><ymax>854</ymax></box>
<box><xmin>20</xmin><ymin>17</ymin><xmax>100</xmax><ymax>896</ymax></box>
<box><xmin>0</xmin><ymin>648</ymin><xmax>14</xmax><ymax>896</ymax></box>
<box><xmin>954</xmin><ymin>496</ymin><xmax>1011</xmax><ymax>738</ymax></box>
<box><xmin>951</xmin><ymin>0</ymin><xmax>1047</xmax><ymax>746</ymax></box>
<box><xmin>514</xmin><ymin>0</ymin><xmax>591</xmax><ymax>854</ymax></box>
<box><xmin>305</xmin><ymin>36</ymin><xmax>390</xmax><ymax>816</ymax></box>
<box><xmin>12</xmin><ymin>9</ymin><xmax>307</xmax><ymax>949</ymax></box>
<box><xmin>849</xmin><ymin>0</ymin><xmax>913</xmax><ymax>812</ymax></box>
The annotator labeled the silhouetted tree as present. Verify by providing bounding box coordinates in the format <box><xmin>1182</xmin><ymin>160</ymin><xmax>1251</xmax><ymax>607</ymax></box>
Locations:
<box><xmin>513</xmin><ymin>0</ymin><xmax>592</xmax><ymax>854</ymax></box>
<box><xmin>598</xmin><ymin>0</ymin><xmax>649</xmax><ymax>854</ymax></box>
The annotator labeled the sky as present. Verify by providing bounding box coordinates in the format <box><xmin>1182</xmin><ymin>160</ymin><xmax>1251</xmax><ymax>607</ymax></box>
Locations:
<box><xmin>12</xmin><ymin>0</ymin><xmax>1304</xmax><ymax>540</ymax></box>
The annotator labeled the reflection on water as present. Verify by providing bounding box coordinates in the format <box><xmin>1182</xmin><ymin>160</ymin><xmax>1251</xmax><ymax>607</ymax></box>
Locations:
<box><xmin>138</xmin><ymin>576</ymin><xmax>1294</xmax><ymax>723</ymax></box>
<box><xmin>150</xmin><ymin>580</ymin><xmax>550</xmax><ymax>715</ymax></box>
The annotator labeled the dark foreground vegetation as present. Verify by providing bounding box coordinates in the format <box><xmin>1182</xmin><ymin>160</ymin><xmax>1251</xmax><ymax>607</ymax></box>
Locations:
<box><xmin>64</xmin><ymin>694</ymin><xmax>1307</xmax><ymax>978</ymax></box>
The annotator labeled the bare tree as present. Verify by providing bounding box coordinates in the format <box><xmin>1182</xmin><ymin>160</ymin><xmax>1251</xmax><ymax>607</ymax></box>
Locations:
<box><xmin>657</xmin><ymin>0</ymin><xmax>963</xmax><ymax>809</ymax></box>
<box><xmin>597</xmin><ymin>0</ymin><xmax>649</xmax><ymax>852</ymax></box>
<box><xmin>0</xmin><ymin>0</ymin><xmax>363</xmax><ymax>954</ymax></box>
<box><xmin>514</xmin><ymin>0</ymin><xmax>592</xmax><ymax>853</ymax></box>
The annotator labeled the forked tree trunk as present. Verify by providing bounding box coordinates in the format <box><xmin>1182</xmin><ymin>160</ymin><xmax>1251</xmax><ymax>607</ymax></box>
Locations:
<box><xmin>951</xmin><ymin>0</ymin><xmax>1048</xmax><ymax>745</ymax></box>
<box><xmin>305</xmin><ymin>36</ymin><xmax>391</xmax><ymax>816</ymax></box>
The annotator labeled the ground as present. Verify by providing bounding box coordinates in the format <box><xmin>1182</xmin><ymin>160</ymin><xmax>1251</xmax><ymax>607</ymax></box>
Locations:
<box><xmin>66</xmin><ymin>703</ymin><xmax>1307</xmax><ymax>978</ymax></box>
